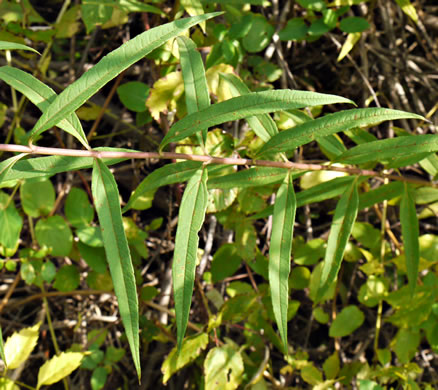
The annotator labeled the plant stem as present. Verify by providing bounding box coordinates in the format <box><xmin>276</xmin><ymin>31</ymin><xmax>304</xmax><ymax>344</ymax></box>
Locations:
<box><xmin>0</xmin><ymin>143</ymin><xmax>433</xmax><ymax>187</ymax></box>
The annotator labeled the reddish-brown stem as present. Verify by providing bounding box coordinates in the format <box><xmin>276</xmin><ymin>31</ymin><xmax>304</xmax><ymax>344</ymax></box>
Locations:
<box><xmin>0</xmin><ymin>143</ymin><xmax>433</xmax><ymax>187</ymax></box>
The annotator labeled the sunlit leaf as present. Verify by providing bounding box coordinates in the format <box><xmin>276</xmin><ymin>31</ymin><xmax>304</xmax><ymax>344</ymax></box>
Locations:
<box><xmin>173</xmin><ymin>166</ymin><xmax>208</xmax><ymax>349</ymax></box>
<box><xmin>269</xmin><ymin>171</ymin><xmax>296</xmax><ymax>353</ymax></box>
<box><xmin>37</xmin><ymin>352</ymin><xmax>84</xmax><ymax>389</ymax></box>
<box><xmin>400</xmin><ymin>183</ymin><xmax>420</xmax><ymax>295</ymax></box>
<box><xmin>4</xmin><ymin>322</ymin><xmax>40</xmax><ymax>369</ymax></box>
<box><xmin>395</xmin><ymin>0</ymin><xmax>418</xmax><ymax>23</ymax></box>
<box><xmin>160</xmin><ymin>90</ymin><xmax>354</xmax><ymax>150</ymax></box>
<box><xmin>0</xmin><ymin>66</ymin><xmax>89</xmax><ymax>148</ymax></box>
<box><xmin>29</xmin><ymin>13</ymin><xmax>221</xmax><ymax>142</ymax></box>
<box><xmin>258</xmin><ymin>108</ymin><xmax>423</xmax><ymax>157</ymax></box>
<box><xmin>92</xmin><ymin>158</ymin><xmax>140</xmax><ymax>378</ymax></box>
<box><xmin>316</xmin><ymin>179</ymin><xmax>359</xmax><ymax>302</ymax></box>
<box><xmin>177</xmin><ymin>36</ymin><xmax>210</xmax><ymax>143</ymax></box>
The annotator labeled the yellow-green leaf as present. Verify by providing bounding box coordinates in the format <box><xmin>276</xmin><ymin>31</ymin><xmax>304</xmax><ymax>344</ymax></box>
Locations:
<box><xmin>37</xmin><ymin>352</ymin><xmax>84</xmax><ymax>389</ymax></box>
<box><xmin>4</xmin><ymin>322</ymin><xmax>40</xmax><ymax>369</ymax></box>
<box><xmin>337</xmin><ymin>32</ymin><xmax>361</xmax><ymax>62</ymax></box>
<box><xmin>395</xmin><ymin>0</ymin><xmax>418</xmax><ymax>24</ymax></box>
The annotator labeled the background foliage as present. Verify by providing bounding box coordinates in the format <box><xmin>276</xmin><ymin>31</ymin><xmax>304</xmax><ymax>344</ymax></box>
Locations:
<box><xmin>0</xmin><ymin>0</ymin><xmax>437</xmax><ymax>389</ymax></box>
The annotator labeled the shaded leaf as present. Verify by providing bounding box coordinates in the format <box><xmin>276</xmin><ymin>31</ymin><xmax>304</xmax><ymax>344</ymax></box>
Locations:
<box><xmin>0</xmin><ymin>41</ymin><xmax>40</xmax><ymax>54</ymax></box>
<box><xmin>37</xmin><ymin>352</ymin><xmax>84</xmax><ymax>389</ymax></box>
<box><xmin>29</xmin><ymin>13</ymin><xmax>221</xmax><ymax>141</ymax></box>
<box><xmin>160</xmin><ymin>90</ymin><xmax>354</xmax><ymax>150</ymax></box>
<box><xmin>123</xmin><ymin>161</ymin><xmax>202</xmax><ymax>212</ymax></box>
<box><xmin>316</xmin><ymin>180</ymin><xmax>359</xmax><ymax>302</ymax></box>
<box><xmin>0</xmin><ymin>191</ymin><xmax>22</xmax><ymax>252</ymax></box>
<box><xmin>258</xmin><ymin>108</ymin><xmax>424</xmax><ymax>157</ymax></box>
<box><xmin>173</xmin><ymin>166</ymin><xmax>208</xmax><ymax>349</ymax></box>
<box><xmin>269</xmin><ymin>171</ymin><xmax>296</xmax><ymax>353</ymax></box>
<box><xmin>91</xmin><ymin>159</ymin><xmax>140</xmax><ymax>378</ymax></box>
<box><xmin>400</xmin><ymin>183</ymin><xmax>420</xmax><ymax>295</ymax></box>
<box><xmin>35</xmin><ymin>215</ymin><xmax>73</xmax><ymax>257</ymax></box>
<box><xmin>329</xmin><ymin>305</ymin><xmax>364</xmax><ymax>337</ymax></box>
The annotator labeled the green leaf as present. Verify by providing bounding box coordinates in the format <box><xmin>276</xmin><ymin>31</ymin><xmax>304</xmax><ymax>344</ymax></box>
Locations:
<box><xmin>220</xmin><ymin>73</ymin><xmax>278</xmax><ymax>142</ymax></box>
<box><xmin>339</xmin><ymin>16</ymin><xmax>370</xmax><ymax>33</ymax></box>
<box><xmin>29</xmin><ymin>12</ymin><xmax>221</xmax><ymax>142</ymax></box>
<box><xmin>0</xmin><ymin>66</ymin><xmax>89</xmax><ymax>148</ymax></box>
<box><xmin>316</xmin><ymin>180</ymin><xmax>359</xmax><ymax>302</ymax></box>
<box><xmin>0</xmin><ymin>326</ymin><xmax>5</xmax><ymax>369</ymax></box>
<box><xmin>0</xmin><ymin>41</ymin><xmax>40</xmax><ymax>54</ymax></box>
<box><xmin>242</xmin><ymin>14</ymin><xmax>274</xmax><ymax>53</ymax></box>
<box><xmin>337</xmin><ymin>133</ymin><xmax>433</xmax><ymax>165</ymax></box>
<box><xmin>123</xmin><ymin>161</ymin><xmax>202</xmax><ymax>213</ymax></box>
<box><xmin>53</xmin><ymin>265</ymin><xmax>80</xmax><ymax>292</ymax></box>
<box><xmin>329</xmin><ymin>305</ymin><xmax>364</xmax><ymax>337</ymax></box>
<box><xmin>0</xmin><ymin>154</ymin><xmax>27</xmax><ymax>184</ymax></box>
<box><xmin>204</xmin><ymin>345</ymin><xmax>244</xmax><ymax>390</ymax></box>
<box><xmin>37</xmin><ymin>352</ymin><xmax>84</xmax><ymax>389</ymax></box>
<box><xmin>81</xmin><ymin>0</ymin><xmax>113</xmax><ymax>33</ymax></box>
<box><xmin>258</xmin><ymin>108</ymin><xmax>423</xmax><ymax>157</ymax></box>
<box><xmin>400</xmin><ymin>183</ymin><xmax>420</xmax><ymax>295</ymax></box>
<box><xmin>91</xmin><ymin>367</ymin><xmax>107</xmax><ymax>390</ymax></box>
<box><xmin>20</xmin><ymin>178</ymin><xmax>55</xmax><ymax>218</ymax></box>
<box><xmin>211</xmin><ymin>243</ymin><xmax>242</xmax><ymax>282</ymax></box>
<box><xmin>393</xmin><ymin>329</ymin><xmax>420</xmax><ymax>363</ymax></box>
<box><xmin>173</xmin><ymin>166</ymin><xmax>208</xmax><ymax>350</ymax></box>
<box><xmin>208</xmin><ymin>167</ymin><xmax>288</xmax><ymax>190</ymax></box>
<box><xmin>117</xmin><ymin>81</ymin><xmax>150</xmax><ymax>112</ymax></box>
<box><xmin>5</xmin><ymin>322</ymin><xmax>40</xmax><ymax>369</ymax></box>
<box><xmin>160</xmin><ymin>90</ymin><xmax>354</xmax><ymax>150</ymax></box>
<box><xmin>269</xmin><ymin>171</ymin><xmax>296</xmax><ymax>353</ymax></box>
<box><xmin>91</xmin><ymin>158</ymin><xmax>140</xmax><ymax>378</ymax></box>
<box><xmin>177</xmin><ymin>36</ymin><xmax>210</xmax><ymax>143</ymax></box>
<box><xmin>358</xmin><ymin>181</ymin><xmax>404</xmax><ymax>210</ymax></box>
<box><xmin>35</xmin><ymin>215</ymin><xmax>73</xmax><ymax>257</ymax></box>
<box><xmin>162</xmin><ymin>333</ymin><xmax>209</xmax><ymax>384</ymax></box>
<box><xmin>279</xmin><ymin>18</ymin><xmax>309</xmax><ymax>41</ymax></box>
<box><xmin>65</xmin><ymin>187</ymin><xmax>94</xmax><ymax>228</ymax></box>
<box><xmin>0</xmin><ymin>191</ymin><xmax>22</xmax><ymax>252</ymax></box>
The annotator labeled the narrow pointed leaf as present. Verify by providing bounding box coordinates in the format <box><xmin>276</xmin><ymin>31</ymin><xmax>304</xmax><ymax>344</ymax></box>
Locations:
<box><xmin>0</xmin><ymin>66</ymin><xmax>89</xmax><ymax>148</ymax></box>
<box><xmin>316</xmin><ymin>179</ymin><xmax>359</xmax><ymax>302</ymax></box>
<box><xmin>0</xmin><ymin>41</ymin><xmax>40</xmax><ymax>54</ymax></box>
<box><xmin>269</xmin><ymin>171</ymin><xmax>296</xmax><ymax>353</ymax></box>
<box><xmin>0</xmin><ymin>153</ymin><xmax>27</xmax><ymax>183</ymax></box>
<box><xmin>123</xmin><ymin>161</ymin><xmax>202</xmax><ymax>212</ymax></box>
<box><xmin>29</xmin><ymin>12</ymin><xmax>221</xmax><ymax>141</ymax></box>
<box><xmin>220</xmin><ymin>73</ymin><xmax>278</xmax><ymax>141</ymax></box>
<box><xmin>359</xmin><ymin>181</ymin><xmax>404</xmax><ymax>210</ymax></box>
<box><xmin>91</xmin><ymin>159</ymin><xmax>140</xmax><ymax>379</ymax></box>
<box><xmin>400</xmin><ymin>183</ymin><xmax>420</xmax><ymax>295</ymax></box>
<box><xmin>0</xmin><ymin>326</ymin><xmax>5</xmax><ymax>368</ymax></box>
<box><xmin>177</xmin><ymin>36</ymin><xmax>210</xmax><ymax>143</ymax></box>
<box><xmin>337</xmin><ymin>133</ymin><xmax>434</xmax><ymax>165</ymax></box>
<box><xmin>173</xmin><ymin>166</ymin><xmax>208</xmax><ymax>350</ymax></box>
<box><xmin>160</xmin><ymin>90</ymin><xmax>354</xmax><ymax>150</ymax></box>
<box><xmin>258</xmin><ymin>108</ymin><xmax>424</xmax><ymax>157</ymax></box>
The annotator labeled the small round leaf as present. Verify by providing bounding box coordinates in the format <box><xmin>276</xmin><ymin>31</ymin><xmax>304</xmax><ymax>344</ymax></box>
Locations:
<box><xmin>329</xmin><ymin>305</ymin><xmax>364</xmax><ymax>337</ymax></box>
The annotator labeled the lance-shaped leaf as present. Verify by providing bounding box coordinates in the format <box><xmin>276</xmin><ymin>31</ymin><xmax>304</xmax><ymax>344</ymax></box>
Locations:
<box><xmin>220</xmin><ymin>73</ymin><xmax>278</xmax><ymax>142</ymax></box>
<box><xmin>0</xmin><ymin>41</ymin><xmax>40</xmax><ymax>54</ymax></box>
<box><xmin>91</xmin><ymin>159</ymin><xmax>140</xmax><ymax>379</ymax></box>
<box><xmin>400</xmin><ymin>183</ymin><xmax>420</xmax><ymax>296</ymax></box>
<box><xmin>0</xmin><ymin>326</ymin><xmax>5</xmax><ymax>369</ymax></box>
<box><xmin>359</xmin><ymin>181</ymin><xmax>404</xmax><ymax>210</ymax></box>
<box><xmin>0</xmin><ymin>66</ymin><xmax>89</xmax><ymax>148</ymax></box>
<box><xmin>269</xmin><ymin>171</ymin><xmax>296</xmax><ymax>353</ymax></box>
<box><xmin>208</xmin><ymin>167</ymin><xmax>288</xmax><ymax>190</ymax></box>
<box><xmin>173</xmin><ymin>166</ymin><xmax>208</xmax><ymax>350</ymax></box>
<box><xmin>337</xmin><ymin>133</ymin><xmax>434</xmax><ymax>165</ymax></box>
<box><xmin>258</xmin><ymin>108</ymin><xmax>424</xmax><ymax>157</ymax></box>
<box><xmin>316</xmin><ymin>179</ymin><xmax>359</xmax><ymax>303</ymax></box>
<box><xmin>160</xmin><ymin>90</ymin><xmax>354</xmax><ymax>150</ymax></box>
<box><xmin>123</xmin><ymin>161</ymin><xmax>202</xmax><ymax>213</ymax></box>
<box><xmin>29</xmin><ymin>12</ymin><xmax>221</xmax><ymax>141</ymax></box>
<box><xmin>0</xmin><ymin>153</ymin><xmax>27</xmax><ymax>183</ymax></box>
<box><xmin>177</xmin><ymin>36</ymin><xmax>210</xmax><ymax>143</ymax></box>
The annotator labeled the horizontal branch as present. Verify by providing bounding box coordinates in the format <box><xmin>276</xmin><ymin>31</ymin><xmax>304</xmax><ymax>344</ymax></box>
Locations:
<box><xmin>0</xmin><ymin>143</ymin><xmax>433</xmax><ymax>187</ymax></box>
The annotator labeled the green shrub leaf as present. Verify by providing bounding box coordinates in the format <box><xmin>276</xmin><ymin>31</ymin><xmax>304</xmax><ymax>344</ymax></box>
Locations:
<box><xmin>160</xmin><ymin>90</ymin><xmax>354</xmax><ymax>150</ymax></box>
<box><xmin>0</xmin><ymin>41</ymin><xmax>40</xmax><ymax>54</ymax></box>
<box><xmin>258</xmin><ymin>108</ymin><xmax>424</xmax><ymax>157</ymax></box>
<box><xmin>0</xmin><ymin>66</ymin><xmax>88</xmax><ymax>148</ymax></box>
<box><xmin>329</xmin><ymin>305</ymin><xmax>364</xmax><ymax>337</ymax></box>
<box><xmin>29</xmin><ymin>13</ymin><xmax>221</xmax><ymax>142</ymax></box>
<box><xmin>173</xmin><ymin>166</ymin><xmax>208</xmax><ymax>350</ymax></box>
<box><xmin>91</xmin><ymin>158</ymin><xmax>140</xmax><ymax>379</ymax></box>
<box><xmin>400</xmin><ymin>183</ymin><xmax>420</xmax><ymax>295</ymax></box>
<box><xmin>269</xmin><ymin>171</ymin><xmax>296</xmax><ymax>353</ymax></box>
<box><xmin>316</xmin><ymin>179</ymin><xmax>359</xmax><ymax>303</ymax></box>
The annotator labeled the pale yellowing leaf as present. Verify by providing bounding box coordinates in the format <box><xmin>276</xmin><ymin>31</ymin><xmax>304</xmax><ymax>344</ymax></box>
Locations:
<box><xmin>395</xmin><ymin>0</ymin><xmax>418</xmax><ymax>24</ymax></box>
<box><xmin>4</xmin><ymin>322</ymin><xmax>40</xmax><ymax>369</ymax></box>
<box><xmin>206</xmin><ymin>64</ymin><xmax>234</xmax><ymax>102</ymax></box>
<box><xmin>337</xmin><ymin>32</ymin><xmax>361</xmax><ymax>62</ymax></box>
<box><xmin>37</xmin><ymin>352</ymin><xmax>84</xmax><ymax>389</ymax></box>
